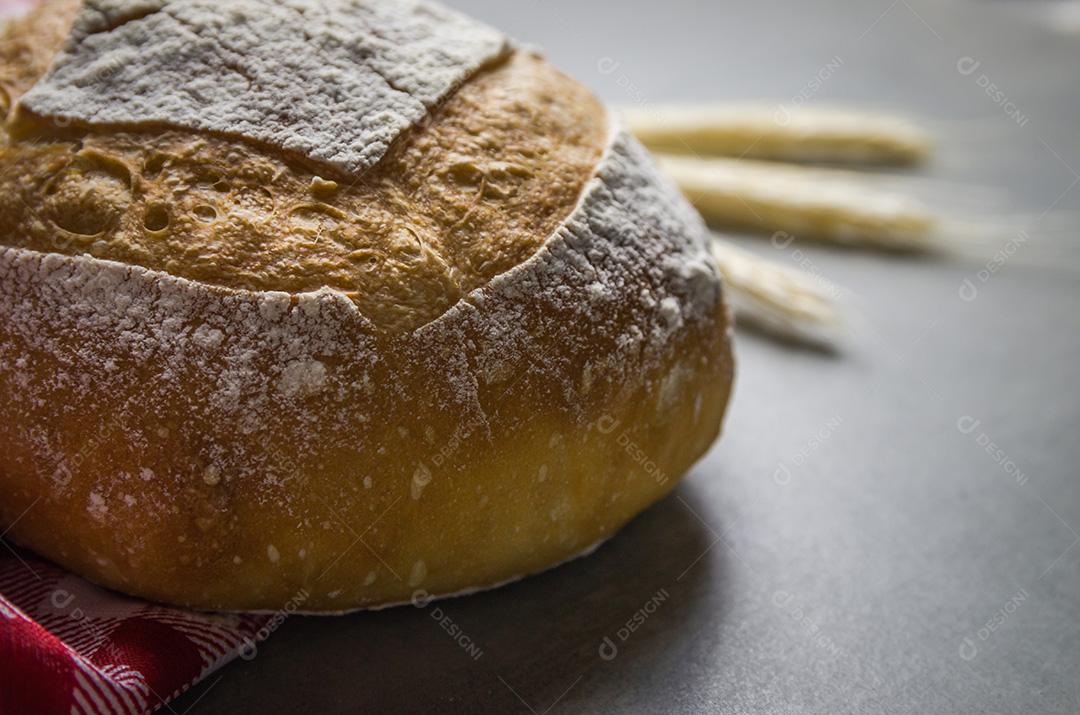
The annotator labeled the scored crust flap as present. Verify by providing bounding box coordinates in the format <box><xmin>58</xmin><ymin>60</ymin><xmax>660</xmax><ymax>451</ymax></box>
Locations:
<box><xmin>16</xmin><ymin>0</ymin><xmax>510</xmax><ymax>175</ymax></box>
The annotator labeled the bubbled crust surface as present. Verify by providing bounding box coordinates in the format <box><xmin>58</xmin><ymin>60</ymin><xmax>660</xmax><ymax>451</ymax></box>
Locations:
<box><xmin>0</xmin><ymin>1</ymin><xmax>607</xmax><ymax>331</ymax></box>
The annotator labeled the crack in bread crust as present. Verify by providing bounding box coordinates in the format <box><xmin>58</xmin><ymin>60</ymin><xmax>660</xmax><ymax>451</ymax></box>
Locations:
<box><xmin>0</xmin><ymin>2</ymin><xmax>607</xmax><ymax>332</ymax></box>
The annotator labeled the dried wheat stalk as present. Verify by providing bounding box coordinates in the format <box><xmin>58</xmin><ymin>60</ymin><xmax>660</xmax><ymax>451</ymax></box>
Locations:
<box><xmin>660</xmin><ymin>155</ymin><xmax>937</xmax><ymax>249</ymax></box>
<box><xmin>710</xmin><ymin>239</ymin><xmax>841</xmax><ymax>339</ymax></box>
<box><xmin>623</xmin><ymin>104</ymin><xmax>932</xmax><ymax>165</ymax></box>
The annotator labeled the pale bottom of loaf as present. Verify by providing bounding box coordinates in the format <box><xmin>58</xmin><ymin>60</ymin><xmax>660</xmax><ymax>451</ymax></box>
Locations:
<box><xmin>259</xmin><ymin>532</ymin><xmax>612</xmax><ymax>617</ymax></box>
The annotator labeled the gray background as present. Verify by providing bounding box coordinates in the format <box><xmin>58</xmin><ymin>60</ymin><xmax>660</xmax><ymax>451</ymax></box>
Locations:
<box><xmin>175</xmin><ymin>0</ymin><xmax>1080</xmax><ymax>712</ymax></box>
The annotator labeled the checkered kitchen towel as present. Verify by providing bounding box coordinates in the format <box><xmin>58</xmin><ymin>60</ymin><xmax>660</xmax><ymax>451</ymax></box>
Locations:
<box><xmin>0</xmin><ymin>547</ymin><xmax>271</xmax><ymax>714</ymax></box>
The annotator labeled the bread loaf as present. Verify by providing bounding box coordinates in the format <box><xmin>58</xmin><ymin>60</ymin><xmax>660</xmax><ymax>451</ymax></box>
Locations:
<box><xmin>0</xmin><ymin>0</ymin><xmax>734</xmax><ymax>611</ymax></box>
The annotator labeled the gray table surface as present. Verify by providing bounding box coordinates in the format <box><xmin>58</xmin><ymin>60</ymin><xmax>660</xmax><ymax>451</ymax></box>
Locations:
<box><xmin>174</xmin><ymin>0</ymin><xmax>1080</xmax><ymax>712</ymax></box>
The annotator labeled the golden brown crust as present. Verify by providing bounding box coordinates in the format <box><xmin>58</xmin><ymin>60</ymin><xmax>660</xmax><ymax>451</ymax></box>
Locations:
<box><xmin>0</xmin><ymin>0</ymin><xmax>734</xmax><ymax>613</ymax></box>
<box><xmin>0</xmin><ymin>129</ymin><xmax>734</xmax><ymax>611</ymax></box>
<box><xmin>0</xmin><ymin>4</ymin><xmax>606</xmax><ymax>331</ymax></box>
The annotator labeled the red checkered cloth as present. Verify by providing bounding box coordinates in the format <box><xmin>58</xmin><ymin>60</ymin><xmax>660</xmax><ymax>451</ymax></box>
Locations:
<box><xmin>0</xmin><ymin>548</ymin><xmax>270</xmax><ymax>715</ymax></box>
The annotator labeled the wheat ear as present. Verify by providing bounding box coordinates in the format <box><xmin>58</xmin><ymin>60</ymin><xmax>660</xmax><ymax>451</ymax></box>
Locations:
<box><xmin>710</xmin><ymin>239</ymin><xmax>841</xmax><ymax>339</ymax></box>
<box><xmin>623</xmin><ymin>104</ymin><xmax>932</xmax><ymax>165</ymax></box>
<box><xmin>660</xmin><ymin>155</ymin><xmax>937</xmax><ymax>250</ymax></box>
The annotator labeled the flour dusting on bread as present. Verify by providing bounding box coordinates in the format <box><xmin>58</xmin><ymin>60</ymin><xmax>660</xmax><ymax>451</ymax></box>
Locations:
<box><xmin>1</xmin><ymin>127</ymin><xmax>721</xmax><ymax>477</ymax></box>
<box><xmin>0</xmin><ymin>124</ymin><xmax>723</xmax><ymax>511</ymax></box>
<box><xmin>19</xmin><ymin>0</ymin><xmax>509</xmax><ymax>174</ymax></box>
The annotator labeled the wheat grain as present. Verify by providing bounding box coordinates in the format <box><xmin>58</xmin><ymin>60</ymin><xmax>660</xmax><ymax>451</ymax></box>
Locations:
<box><xmin>623</xmin><ymin>104</ymin><xmax>931</xmax><ymax>165</ymax></box>
<box><xmin>659</xmin><ymin>155</ymin><xmax>937</xmax><ymax>249</ymax></box>
<box><xmin>710</xmin><ymin>239</ymin><xmax>841</xmax><ymax>339</ymax></box>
